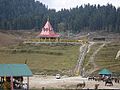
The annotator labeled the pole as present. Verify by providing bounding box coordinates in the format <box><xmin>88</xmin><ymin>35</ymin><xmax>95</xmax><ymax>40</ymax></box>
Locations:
<box><xmin>11</xmin><ymin>76</ymin><xmax>13</xmax><ymax>90</ymax></box>
<box><xmin>27</xmin><ymin>77</ymin><xmax>29</xmax><ymax>90</ymax></box>
<box><xmin>4</xmin><ymin>76</ymin><xmax>7</xmax><ymax>90</ymax></box>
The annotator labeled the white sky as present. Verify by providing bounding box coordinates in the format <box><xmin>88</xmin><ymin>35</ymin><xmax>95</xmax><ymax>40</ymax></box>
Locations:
<box><xmin>36</xmin><ymin>0</ymin><xmax>120</xmax><ymax>11</ymax></box>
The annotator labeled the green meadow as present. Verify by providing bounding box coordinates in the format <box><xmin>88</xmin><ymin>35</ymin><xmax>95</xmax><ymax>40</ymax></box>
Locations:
<box><xmin>95</xmin><ymin>42</ymin><xmax>120</xmax><ymax>74</ymax></box>
<box><xmin>83</xmin><ymin>42</ymin><xmax>120</xmax><ymax>75</ymax></box>
<box><xmin>0</xmin><ymin>44</ymin><xmax>80</xmax><ymax>75</ymax></box>
<box><xmin>0</xmin><ymin>41</ymin><xmax>120</xmax><ymax>76</ymax></box>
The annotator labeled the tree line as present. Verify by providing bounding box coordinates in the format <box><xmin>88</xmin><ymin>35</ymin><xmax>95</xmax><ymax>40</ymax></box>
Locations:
<box><xmin>0</xmin><ymin>0</ymin><xmax>120</xmax><ymax>33</ymax></box>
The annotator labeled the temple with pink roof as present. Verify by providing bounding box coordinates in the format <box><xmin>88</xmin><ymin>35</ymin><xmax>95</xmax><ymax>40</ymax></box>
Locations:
<box><xmin>37</xmin><ymin>20</ymin><xmax>60</xmax><ymax>42</ymax></box>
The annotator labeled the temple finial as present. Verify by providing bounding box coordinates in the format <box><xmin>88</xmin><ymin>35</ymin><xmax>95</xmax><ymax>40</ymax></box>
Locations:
<box><xmin>47</xmin><ymin>16</ymin><xmax>50</xmax><ymax>21</ymax></box>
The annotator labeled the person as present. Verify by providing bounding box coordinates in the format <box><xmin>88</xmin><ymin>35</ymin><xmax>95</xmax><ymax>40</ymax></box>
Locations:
<box><xmin>23</xmin><ymin>83</ymin><xmax>27</xmax><ymax>90</ymax></box>
<box><xmin>105</xmin><ymin>77</ymin><xmax>113</xmax><ymax>86</ymax></box>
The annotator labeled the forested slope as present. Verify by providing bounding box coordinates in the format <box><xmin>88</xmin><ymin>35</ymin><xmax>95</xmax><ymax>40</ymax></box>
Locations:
<box><xmin>0</xmin><ymin>0</ymin><xmax>120</xmax><ymax>33</ymax></box>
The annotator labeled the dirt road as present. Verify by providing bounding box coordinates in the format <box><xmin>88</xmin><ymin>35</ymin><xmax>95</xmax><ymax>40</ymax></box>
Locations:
<box><xmin>84</xmin><ymin>43</ymin><xmax>105</xmax><ymax>76</ymax></box>
<box><xmin>74</xmin><ymin>43</ymin><xmax>88</xmax><ymax>75</ymax></box>
<box><xmin>27</xmin><ymin>75</ymin><xmax>120</xmax><ymax>89</ymax></box>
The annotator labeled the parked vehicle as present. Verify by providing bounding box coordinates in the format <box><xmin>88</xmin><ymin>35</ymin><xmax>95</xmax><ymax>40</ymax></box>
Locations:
<box><xmin>56</xmin><ymin>74</ymin><xmax>61</xmax><ymax>79</ymax></box>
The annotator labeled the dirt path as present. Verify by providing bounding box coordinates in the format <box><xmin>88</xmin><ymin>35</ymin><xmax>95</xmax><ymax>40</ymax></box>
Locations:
<box><xmin>28</xmin><ymin>75</ymin><xmax>120</xmax><ymax>89</ymax></box>
<box><xmin>115</xmin><ymin>50</ymin><xmax>120</xmax><ymax>59</ymax></box>
<box><xmin>74</xmin><ymin>42</ymin><xmax>95</xmax><ymax>76</ymax></box>
<box><xmin>84</xmin><ymin>43</ymin><xmax>105</xmax><ymax>75</ymax></box>
<box><xmin>74</xmin><ymin>43</ymin><xmax>88</xmax><ymax>75</ymax></box>
<box><xmin>86</xmin><ymin>42</ymin><xmax>95</xmax><ymax>53</ymax></box>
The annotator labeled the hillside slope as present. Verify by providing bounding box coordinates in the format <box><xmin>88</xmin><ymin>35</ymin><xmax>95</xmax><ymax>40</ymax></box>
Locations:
<box><xmin>83</xmin><ymin>42</ymin><xmax>120</xmax><ymax>76</ymax></box>
<box><xmin>0</xmin><ymin>31</ymin><xmax>17</xmax><ymax>46</ymax></box>
<box><xmin>0</xmin><ymin>30</ymin><xmax>39</xmax><ymax>46</ymax></box>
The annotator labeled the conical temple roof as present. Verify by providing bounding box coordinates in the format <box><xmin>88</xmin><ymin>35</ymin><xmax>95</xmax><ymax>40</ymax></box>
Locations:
<box><xmin>44</xmin><ymin>21</ymin><xmax>53</xmax><ymax>31</ymax></box>
<box><xmin>37</xmin><ymin>20</ymin><xmax>60</xmax><ymax>38</ymax></box>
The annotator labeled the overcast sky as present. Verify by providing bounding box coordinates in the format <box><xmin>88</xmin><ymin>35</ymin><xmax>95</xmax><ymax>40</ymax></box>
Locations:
<box><xmin>36</xmin><ymin>0</ymin><xmax>120</xmax><ymax>11</ymax></box>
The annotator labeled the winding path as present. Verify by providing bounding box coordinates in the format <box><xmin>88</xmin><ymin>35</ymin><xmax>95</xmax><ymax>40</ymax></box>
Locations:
<box><xmin>74</xmin><ymin>42</ymin><xmax>106</xmax><ymax>76</ymax></box>
<box><xmin>84</xmin><ymin>43</ymin><xmax>105</xmax><ymax>76</ymax></box>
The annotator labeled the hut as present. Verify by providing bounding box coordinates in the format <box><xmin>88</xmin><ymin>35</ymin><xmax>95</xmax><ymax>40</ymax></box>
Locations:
<box><xmin>37</xmin><ymin>19</ymin><xmax>60</xmax><ymax>42</ymax></box>
<box><xmin>0</xmin><ymin>64</ymin><xmax>32</xmax><ymax>90</ymax></box>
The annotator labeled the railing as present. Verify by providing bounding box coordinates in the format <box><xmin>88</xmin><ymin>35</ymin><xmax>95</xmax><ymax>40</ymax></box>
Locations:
<box><xmin>23</xmin><ymin>39</ymin><xmax>86</xmax><ymax>44</ymax></box>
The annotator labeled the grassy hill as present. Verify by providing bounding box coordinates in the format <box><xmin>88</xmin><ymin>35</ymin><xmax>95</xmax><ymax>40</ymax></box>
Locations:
<box><xmin>0</xmin><ymin>30</ymin><xmax>120</xmax><ymax>76</ymax></box>
<box><xmin>0</xmin><ymin>30</ymin><xmax>39</xmax><ymax>46</ymax></box>
<box><xmin>83</xmin><ymin>42</ymin><xmax>120</xmax><ymax>76</ymax></box>
<box><xmin>0</xmin><ymin>31</ymin><xmax>17</xmax><ymax>46</ymax></box>
<box><xmin>0</xmin><ymin>44</ymin><xmax>80</xmax><ymax>75</ymax></box>
<box><xmin>95</xmin><ymin>42</ymin><xmax>120</xmax><ymax>74</ymax></box>
<box><xmin>0</xmin><ymin>30</ymin><xmax>81</xmax><ymax>75</ymax></box>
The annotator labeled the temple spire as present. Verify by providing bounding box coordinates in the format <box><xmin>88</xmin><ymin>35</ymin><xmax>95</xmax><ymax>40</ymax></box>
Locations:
<box><xmin>37</xmin><ymin>19</ymin><xmax>60</xmax><ymax>38</ymax></box>
<box><xmin>47</xmin><ymin>16</ymin><xmax>50</xmax><ymax>21</ymax></box>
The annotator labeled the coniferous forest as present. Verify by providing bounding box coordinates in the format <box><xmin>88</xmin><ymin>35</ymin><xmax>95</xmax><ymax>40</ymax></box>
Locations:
<box><xmin>0</xmin><ymin>0</ymin><xmax>120</xmax><ymax>33</ymax></box>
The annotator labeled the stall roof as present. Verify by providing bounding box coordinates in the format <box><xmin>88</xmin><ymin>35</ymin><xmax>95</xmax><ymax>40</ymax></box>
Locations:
<box><xmin>0</xmin><ymin>64</ymin><xmax>32</xmax><ymax>77</ymax></box>
<box><xmin>98</xmin><ymin>68</ymin><xmax>112</xmax><ymax>75</ymax></box>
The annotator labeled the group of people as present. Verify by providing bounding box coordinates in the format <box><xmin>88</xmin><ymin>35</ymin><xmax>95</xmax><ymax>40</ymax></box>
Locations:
<box><xmin>13</xmin><ymin>77</ymin><xmax>28</xmax><ymax>90</ymax></box>
<box><xmin>0</xmin><ymin>76</ymin><xmax>28</xmax><ymax>90</ymax></box>
<box><xmin>88</xmin><ymin>75</ymin><xmax>120</xmax><ymax>86</ymax></box>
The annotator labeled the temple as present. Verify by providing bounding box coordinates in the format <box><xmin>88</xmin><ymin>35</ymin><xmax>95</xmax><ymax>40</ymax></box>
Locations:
<box><xmin>37</xmin><ymin>20</ymin><xmax>60</xmax><ymax>42</ymax></box>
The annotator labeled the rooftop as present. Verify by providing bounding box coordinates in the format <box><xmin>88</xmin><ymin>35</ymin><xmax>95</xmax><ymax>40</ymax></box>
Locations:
<box><xmin>37</xmin><ymin>20</ymin><xmax>60</xmax><ymax>38</ymax></box>
<box><xmin>0</xmin><ymin>64</ymin><xmax>32</xmax><ymax>77</ymax></box>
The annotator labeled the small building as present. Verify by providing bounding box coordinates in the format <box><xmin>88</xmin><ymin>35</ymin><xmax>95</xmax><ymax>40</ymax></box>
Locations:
<box><xmin>93</xmin><ymin>37</ymin><xmax>105</xmax><ymax>41</ymax></box>
<box><xmin>37</xmin><ymin>20</ymin><xmax>60</xmax><ymax>42</ymax></box>
<box><xmin>0</xmin><ymin>64</ymin><xmax>32</xmax><ymax>90</ymax></box>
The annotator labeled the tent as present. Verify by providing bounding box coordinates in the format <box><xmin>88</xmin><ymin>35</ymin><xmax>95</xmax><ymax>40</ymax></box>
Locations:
<box><xmin>98</xmin><ymin>68</ymin><xmax>112</xmax><ymax>75</ymax></box>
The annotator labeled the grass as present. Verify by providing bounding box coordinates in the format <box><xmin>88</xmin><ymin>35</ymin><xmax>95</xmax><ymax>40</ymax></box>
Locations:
<box><xmin>83</xmin><ymin>43</ymin><xmax>102</xmax><ymax>70</ymax></box>
<box><xmin>0</xmin><ymin>35</ymin><xmax>120</xmax><ymax>76</ymax></box>
<box><xmin>0</xmin><ymin>44</ymin><xmax>80</xmax><ymax>75</ymax></box>
<box><xmin>82</xmin><ymin>42</ymin><xmax>120</xmax><ymax>76</ymax></box>
<box><xmin>94</xmin><ymin>42</ymin><xmax>120</xmax><ymax>75</ymax></box>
